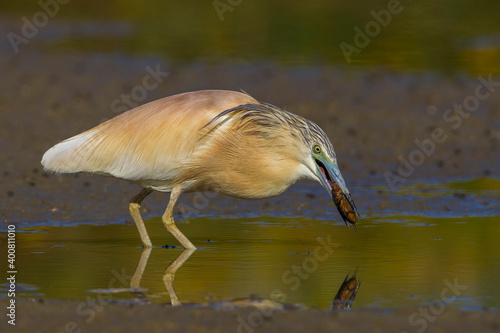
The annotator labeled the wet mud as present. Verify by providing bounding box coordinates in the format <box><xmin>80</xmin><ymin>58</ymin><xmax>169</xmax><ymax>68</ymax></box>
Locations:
<box><xmin>2</xmin><ymin>298</ymin><xmax>500</xmax><ymax>333</ymax></box>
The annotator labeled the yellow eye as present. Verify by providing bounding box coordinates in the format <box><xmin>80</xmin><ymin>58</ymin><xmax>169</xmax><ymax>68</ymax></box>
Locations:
<box><xmin>314</xmin><ymin>145</ymin><xmax>321</xmax><ymax>154</ymax></box>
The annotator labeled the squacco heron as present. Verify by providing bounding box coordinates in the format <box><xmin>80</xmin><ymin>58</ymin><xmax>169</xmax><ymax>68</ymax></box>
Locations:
<box><xmin>42</xmin><ymin>90</ymin><xmax>359</xmax><ymax>249</ymax></box>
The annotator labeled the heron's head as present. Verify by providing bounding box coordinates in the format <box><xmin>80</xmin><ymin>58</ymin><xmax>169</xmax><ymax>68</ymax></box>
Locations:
<box><xmin>300</xmin><ymin>121</ymin><xmax>360</xmax><ymax>226</ymax></box>
<box><xmin>203</xmin><ymin>102</ymin><xmax>360</xmax><ymax>225</ymax></box>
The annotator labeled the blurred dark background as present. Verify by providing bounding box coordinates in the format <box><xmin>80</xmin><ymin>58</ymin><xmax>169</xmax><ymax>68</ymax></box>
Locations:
<box><xmin>2</xmin><ymin>0</ymin><xmax>500</xmax><ymax>74</ymax></box>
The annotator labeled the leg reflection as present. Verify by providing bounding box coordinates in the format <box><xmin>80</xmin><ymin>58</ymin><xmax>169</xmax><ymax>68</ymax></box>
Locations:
<box><xmin>129</xmin><ymin>247</ymin><xmax>195</xmax><ymax>306</ymax></box>
<box><xmin>131</xmin><ymin>247</ymin><xmax>152</xmax><ymax>289</ymax></box>
<box><xmin>163</xmin><ymin>249</ymin><xmax>196</xmax><ymax>306</ymax></box>
<box><xmin>130</xmin><ymin>247</ymin><xmax>152</xmax><ymax>302</ymax></box>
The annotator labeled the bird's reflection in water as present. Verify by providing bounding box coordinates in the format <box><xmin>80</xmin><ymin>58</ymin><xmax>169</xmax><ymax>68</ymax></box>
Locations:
<box><xmin>162</xmin><ymin>249</ymin><xmax>196</xmax><ymax>306</ymax></box>
<box><xmin>329</xmin><ymin>271</ymin><xmax>361</xmax><ymax>311</ymax></box>
<box><xmin>128</xmin><ymin>247</ymin><xmax>361</xmax><ymax>310</ymax></box>
<box><xmin>130</xmin><ymin>248</ymin><xmax>195</xmax><ymax>306</ymax></box>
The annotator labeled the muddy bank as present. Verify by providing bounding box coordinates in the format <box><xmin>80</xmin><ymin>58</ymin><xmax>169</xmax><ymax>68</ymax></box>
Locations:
<box><xmin>1</xmin><ymin>298</ymin><xmax>498</xmax><ymax>333</ymax></box>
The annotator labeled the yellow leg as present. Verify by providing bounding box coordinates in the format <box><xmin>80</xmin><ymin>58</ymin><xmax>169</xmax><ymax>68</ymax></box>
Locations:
<box><xmin>129</xmin><ymin>188</ymin><xmax>153</xmax><ymax>248</ymax></box>
<box><xmin>162</xmin><ymin>187</ymin><xmax>197</xmax><ymax>250</ymax></box>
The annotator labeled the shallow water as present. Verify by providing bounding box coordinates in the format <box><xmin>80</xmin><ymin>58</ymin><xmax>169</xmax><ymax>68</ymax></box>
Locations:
<box><xmin>1</xmin><ymin>178</ymin><xmax>499</xmax><ymax>310</ymax></box>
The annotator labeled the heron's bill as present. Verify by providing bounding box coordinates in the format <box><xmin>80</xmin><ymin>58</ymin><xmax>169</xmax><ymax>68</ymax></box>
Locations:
<box><xmin>315</xmin><ymin>159</ymin><xmax>359</xmax><ymax>226</ymax></box>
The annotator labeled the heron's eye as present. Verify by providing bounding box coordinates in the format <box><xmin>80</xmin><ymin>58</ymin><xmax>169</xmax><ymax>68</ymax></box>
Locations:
<box><xmin>313</xmin><ymin>145</ymin><xmax>321</xmax><ymax>154</ymax></box>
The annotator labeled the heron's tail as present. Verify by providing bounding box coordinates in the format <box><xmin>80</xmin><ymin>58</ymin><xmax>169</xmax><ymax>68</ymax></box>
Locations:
<box><xmin>41</xmin><ymin>129</ymin><xmax>101</xmax><ymax>174</ymax></box>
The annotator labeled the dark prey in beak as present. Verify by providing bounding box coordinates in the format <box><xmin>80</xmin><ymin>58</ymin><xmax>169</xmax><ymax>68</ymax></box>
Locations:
<box><xmin>315</xmin><ymin>158</ymin><xmax>360</xmax><ymax>226</ymax></box>
<box><xmin>331</xmin><ymin>181</ymin><xmax>359</xmax><ymax>226</ymax></box>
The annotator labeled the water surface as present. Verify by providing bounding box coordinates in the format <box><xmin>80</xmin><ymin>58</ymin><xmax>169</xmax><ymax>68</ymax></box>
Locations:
<box><xmin>2</xmin><ymin>178</ymin><xmax>498</xmax><ymax>310</ymax></box>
